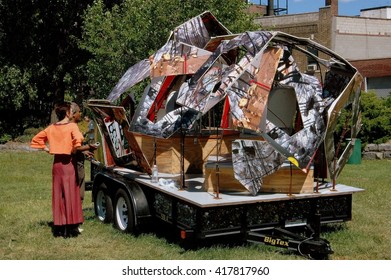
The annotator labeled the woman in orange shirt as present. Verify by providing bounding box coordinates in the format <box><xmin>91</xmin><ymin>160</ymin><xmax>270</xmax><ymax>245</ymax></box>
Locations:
<box><xmin>31</xmin><ymin>102</ymin><xmax>85</xmax><ymax>238</ymax></box>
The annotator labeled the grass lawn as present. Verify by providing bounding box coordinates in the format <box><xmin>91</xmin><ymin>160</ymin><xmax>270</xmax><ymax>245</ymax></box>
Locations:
<box><xmin>0</xmin><ymin>150</ymin><xmax>390</xmax><ymax>260</ymax></box>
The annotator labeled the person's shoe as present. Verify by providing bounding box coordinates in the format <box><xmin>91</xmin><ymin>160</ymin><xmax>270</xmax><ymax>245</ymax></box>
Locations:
<box><xmin>78</xmin><ymin>227</ymin><xmax>84</xmax><ymax>233</ymax></box>
<box><xmin>53</xmin><ymin>226</ymin><xmax>65</xmax><ymax>237</ymax></box>
<box><xmin>64</xmin><ymin>225</ymin><xmax>80</xmax><ymax>238</ymax></box>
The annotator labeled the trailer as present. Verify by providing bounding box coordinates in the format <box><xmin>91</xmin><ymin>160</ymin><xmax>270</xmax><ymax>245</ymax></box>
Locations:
<box><xmin>86</xmin><ymin>12</ymin><xmax>364</xmax><ymax>259</ymax></box>
<box><xmin>90</xmin><ymin>156</ymin><xmax>361</xmax><ymax>259</ymax></box>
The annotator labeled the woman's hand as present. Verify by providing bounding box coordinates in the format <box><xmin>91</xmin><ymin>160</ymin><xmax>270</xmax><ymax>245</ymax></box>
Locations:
<box><xmin>88</xmin><ymin>142</ymin><xmax>99</xmax><ymax>151</ymax></box>
<box><xmin>83</xmin><ymin>151</ymin><xmax>95</xmax><ymax>160</ymax></box>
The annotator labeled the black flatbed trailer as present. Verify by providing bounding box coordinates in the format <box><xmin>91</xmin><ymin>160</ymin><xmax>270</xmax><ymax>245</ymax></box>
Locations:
<box><xmin>90</xmin><ymin>161</ymin><xmax>363</xmax><ymax>259</ymax></box>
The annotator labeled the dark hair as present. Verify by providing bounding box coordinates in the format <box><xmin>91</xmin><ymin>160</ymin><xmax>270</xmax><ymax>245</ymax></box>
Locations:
<box><xmin>54</xmin><ymin>102</ymin><xmax>71</xmax><ymax>121</ymax></box>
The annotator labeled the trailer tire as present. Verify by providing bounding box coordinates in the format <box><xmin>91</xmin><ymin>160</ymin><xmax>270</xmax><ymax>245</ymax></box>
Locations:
<box><xmin>114</xmin><ymin>188</ymin><xmax>135</xmax><ymax>234</ymax></box>
<box><xmin>94</xmin><ymin>183</ymin><xmax>113</xmax><ymax>224</ymax></box>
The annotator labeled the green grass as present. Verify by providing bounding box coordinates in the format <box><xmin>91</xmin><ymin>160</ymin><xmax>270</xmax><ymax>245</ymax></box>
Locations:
<box><xmin>0</xmin><ymin>150</ymin><xmax>390</xmax><ymax>260</ymax></box>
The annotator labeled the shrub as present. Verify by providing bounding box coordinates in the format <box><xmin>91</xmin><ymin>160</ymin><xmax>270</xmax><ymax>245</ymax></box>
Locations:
<box><xmin>23</xmin><ymin>127</ymin><xmax>41</xmax><ymax>136</ymax></box>
<box><xmin>0</xmin><ymin>133</ymin><xmax>12</xmax><ymax>144</ymax></box>
<box><xmin>359</xmin><ymin>91</ymin><xmax>391</xmax><ymax>145</ymax></box>
<box><xmin>13</xmin><ymin>127</ymin><xmax>43</xmax><ymax>143</ymax></box>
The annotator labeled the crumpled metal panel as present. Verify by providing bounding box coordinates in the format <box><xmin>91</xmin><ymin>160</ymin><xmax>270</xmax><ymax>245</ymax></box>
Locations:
<box><xmin>232</xmin><ymin>139</ymin><xmax>285</xmax><ymax>196</ymax></box>
<box><xmin>172</xmin><ymin>18</ymin><xmax>210</xmax><ymax>48</ymax></box>
<box><xmin>150</xmin><ymin>42</ymin><xmax>212</xmax><ymax>78</ymax></box>
<box><xmin>324</xmin><ymin>72</ymin><xmax>363</xmax><ymax>179</ymax></box>
<box><xmin>107</xmin><ymin>59</ymin><xmax>150</xmax><ymax>102</ymax></box>
<box><xmin>176</xmin><ymin>31</ymin><xmax>273</xmax><ymax>116</ymax></box>
<box><xmin>129</xmin><ymin>76</ymin><xmax>200</xmax><ymax>138</ymax></box>
<box><xmin>169</xmin><ymin>11</ymin><xmax>231</xmax><ymax>49</ymax></box>
<box><xmin>263</xmin><ymin>71</ymin><xmax>326</xmax><ymax>171</ymax></box>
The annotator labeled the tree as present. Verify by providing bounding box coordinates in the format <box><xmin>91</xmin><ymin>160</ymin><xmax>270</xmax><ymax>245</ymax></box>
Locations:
<box><xmin>0</xmin><ymin>65</ymin><xmax>38</xmax><ymax>138</ymax></box>
<box><xmin>79</xmin><ymin>0</ymin><xmax>257</xmax><ymax>100</ymax></box>
<box><xmin>0</xmin><ymin>0</ymin><xmax>93</xmax><ymax>137</ymax></box>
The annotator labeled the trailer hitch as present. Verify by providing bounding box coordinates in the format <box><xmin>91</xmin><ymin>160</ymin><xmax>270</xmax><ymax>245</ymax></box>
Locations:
<box><xmin>247</xmin><ymin>211</ymin><xmax>333</xmax><ymax>260</ymax></box>
<box><xmin>247</xmin><ymin>226</ymin><xmax>333</xmax><ymax>260</ymax></box>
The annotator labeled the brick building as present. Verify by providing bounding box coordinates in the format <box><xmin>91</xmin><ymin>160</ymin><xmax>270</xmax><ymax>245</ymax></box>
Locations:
<box><xmin>252</xmin><ymin>0</ymin><xmax>391</xmax><ymax>97</ymax></box>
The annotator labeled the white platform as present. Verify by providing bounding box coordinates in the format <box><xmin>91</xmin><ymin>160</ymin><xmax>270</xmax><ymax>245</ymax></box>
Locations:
<box><xmin>111</xmin><ymin>167</ymin><xmax>364</xmax><ymax>208</ymax></box>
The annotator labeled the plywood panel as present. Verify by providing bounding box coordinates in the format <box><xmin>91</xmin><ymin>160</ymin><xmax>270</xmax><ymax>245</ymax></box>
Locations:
<box><xmin>134</xmin><ymin>131</ymin><xmax>242</xmax><ymax>174</ymax></box>
<box><xmin>204</xmin><ymin>163</ymin><xmax>314</xmax><ymax>194</ymax></box>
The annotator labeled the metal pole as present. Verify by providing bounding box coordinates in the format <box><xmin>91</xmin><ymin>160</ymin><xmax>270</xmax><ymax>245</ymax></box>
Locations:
<box><xmin>214</xmin><ymin>124</ymin><xmax>221</xmax><ymax>199</ymax></box>
<box><xmin>180</xmin><ymin>107</ymin><xmax>186</xmax><ymax>190</ymax></box>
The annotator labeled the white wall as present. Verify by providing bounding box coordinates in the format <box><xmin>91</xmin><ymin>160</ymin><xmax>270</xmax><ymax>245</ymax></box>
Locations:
<box><xmin>361</xmin><ymin>7</ymin><xmax>391</xmax><ymax>19</ymax></box>
<box><xmin>333</xmin><ymin>16</ymin><xmax>391</xmax><ymax>60</ymax></box>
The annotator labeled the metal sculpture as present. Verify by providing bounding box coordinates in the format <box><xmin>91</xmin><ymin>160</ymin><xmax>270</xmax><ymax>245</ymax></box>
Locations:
<box><xmin>103</xmin><ymin>11</ymin><xmax>362</xmax><ymax>195</ymax></box>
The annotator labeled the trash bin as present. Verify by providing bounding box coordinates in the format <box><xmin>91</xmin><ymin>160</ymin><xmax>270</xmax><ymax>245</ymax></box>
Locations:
<box><xmin>347</xmin><ymin>138</ymin><xmax>361</xmax><ymax>164</ymax></box>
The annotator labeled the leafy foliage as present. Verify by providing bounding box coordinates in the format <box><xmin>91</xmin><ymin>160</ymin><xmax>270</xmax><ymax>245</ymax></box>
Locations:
<box><xmin>0</xmin><ymin>65</ymin><xmax>38</xmax><ymax>110</ymax></box>
<box><xmin>0</xmin><ymin>65</ymin><xmax>38</xmax><ymax>137</ymax></box>
<box><xmin>334</xmin><ymin>91</ymin><xmax>391</xmax><ymax>147</ymax></box>
<box><xmin>358</xmin><ymin>91</ymin><xmax>391</xmax><ymax>145</ymax></box>
<box><xmin>0</xmin><ymin>0</ymin><xmax>94</xmax><ymax>137</ymax></box>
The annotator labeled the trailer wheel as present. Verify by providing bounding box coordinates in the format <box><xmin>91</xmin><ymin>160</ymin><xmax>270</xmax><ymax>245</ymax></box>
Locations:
<box><xmin>114</xmin><ymin>188</ymin><xmax>135</xmax><ymax>233</ymax></box>
<box><xmin>94</xmin><ymin>183</ymin><xmax>113</xmax><ymax>223</ymax></box>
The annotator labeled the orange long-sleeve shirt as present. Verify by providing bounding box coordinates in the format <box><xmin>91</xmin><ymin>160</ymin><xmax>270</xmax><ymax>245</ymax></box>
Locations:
<box><xmin>30</xmin><ymin>122</ymin><xmax>84</xmax><ymax>155</ymax></box>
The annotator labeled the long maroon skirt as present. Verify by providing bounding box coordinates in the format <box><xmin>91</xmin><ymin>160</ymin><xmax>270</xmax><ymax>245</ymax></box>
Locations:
<box><xmin>52</xmin><ymin>154</ymin><xmax>84</xmax><ymax>226</ymax></box>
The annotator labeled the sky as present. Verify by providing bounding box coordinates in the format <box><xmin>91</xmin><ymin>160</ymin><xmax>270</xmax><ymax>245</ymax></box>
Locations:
<box><xmin>250</xmin><ymin>0</ymin><xmax>391</xmax><ymax>16</ymax></box>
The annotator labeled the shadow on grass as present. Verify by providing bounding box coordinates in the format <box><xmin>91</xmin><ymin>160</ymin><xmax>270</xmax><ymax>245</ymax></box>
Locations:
<box><xmin>147</xmin><ymin>219</ymin><xmax>348</xmax><ymax>260</ymax></box>
<box><xmin>320</xmin><ymin>223</ymin><xmax>347</xmax><ymax>233</ymax></box>
<box><xmin>36</xmin><ymin>221</ymin><xmax>85</xmax><ymax>238</ymax></box>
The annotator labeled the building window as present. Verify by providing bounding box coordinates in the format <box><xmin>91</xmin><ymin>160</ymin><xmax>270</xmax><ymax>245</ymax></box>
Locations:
<box><xmin>306</xmin><ymin>46</ymin><xmax>318</xmax><ymax>71</ymax></box>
